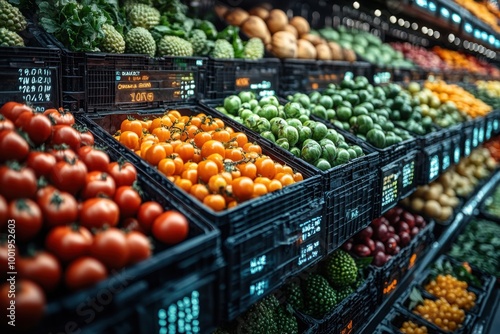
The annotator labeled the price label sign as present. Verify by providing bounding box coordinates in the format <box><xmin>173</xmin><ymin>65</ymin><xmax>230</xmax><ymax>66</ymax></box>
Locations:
<box><xmin>115</xmin><ymin>70</ymin><xmax>196</xmax><ymax>104</ymax></box>
<box><xmin>454</xmin><ymin>146</ymin><xmax>461</xmax><ymax>164</ymax></box>
<box><xmin>486</xmin><ymin>120</ymin><xmax>493</xmax><ymax>140</ymax></box>
<box><xmin>442</xmin><ymin>153</ymin><xmax>451</xmax><ymax>172</ymax></box>
<box><xmin>373</xmin><ymin>71</ymin><xmax>391</xmax><ymax>85</ymax></box>
<box><xmin>402</xmin><ymin>160</ymin><xmax>416</xmax><ymax>194</ymax></box>
<box><xmin>440</xmin><ymin>7</ymin><xmax>450</xmax><ymax>19</ymax></box>
<box><xmin>408</xmin><ymin>253</ymin><xmax>417</xmax><ymax>270</ymax></box>
<box><xmin>297</xmin><ymin>240</ymin><xmax>321</xmax><ymax>267</ymax></box>
<box><xmin>308</xmin><ymin>72</ymin><xmax>342</xmax><ymax>90</ymax></box>
<box><xmin>451</xmin><ymin>13</ymin><xmax>461</xmax><ymax>24</ymax></box>
<box><xmin>472</xmin><ymin>127</ymin><xmax>479</xmax><ymax>147</ymax></box>
<box><xmin>156</xmin><ymin>290</ymin><xmax>201</xmax><ymax>334</ymax></box>
<box><xmin>494</xmin><ymin>119</ymin><xmax>499</xmax><ymax>132</ymax></box>
<box><xmin>381</xmin><ymin>171</ymin><xmax>399</xmax><ymax>212</ymax></box>
<box><xmin>249</xmin><ymin>278</ymin><xmax>269</xmax><ymax>298</ymax></box>
<box><xmin>464</xmin><ymin>138</ymin><xmax>471</xmax><ymax>156</ymax></box>
<box><xmin>383</xmin><ymin>278</ymin><xmax>398</xmax><ymax>296</ymax></box>
<box><xmin>249</xmin><ymin>255</ymin><xmax>267</xmax><ymax>275</ymax></box>
<box><xmin>341</xmin><ymin>320</ymin><xmax>354</xmax><ymax>334</ymax></box>
<box><xmin>299</xmin><ymin>216</ymin><xmax>322</xmax><ymax>242</ymax></box>
<box><xmin>2</xmin><ymin>68</ymin><xmax>58</xmax><ymax>112</ymax></box>
<box><xmin>429</xmin><ymin>154</ymin><xmax>440</xmax><ymax>181</ymax></box>
<box><xmin>478</xmin><ymin>126</ymin><xmax>485</xmax><ymax>144</ymax></box>
<box><xmin>236</xmin><ymin>69</ymin><xmax>276</xmax><ymax>97</ymax></box>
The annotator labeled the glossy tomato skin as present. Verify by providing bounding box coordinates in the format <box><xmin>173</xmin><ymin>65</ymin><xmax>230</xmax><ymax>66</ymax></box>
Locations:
<box><xmin>90</xmin><ymin>227</ymin><xmax>130</xmax><ymax>269</ymax></box>
<box><xmin>8</xmin><ymin>199</ymin><xmax>42</xmax><ymax>241</ymax></box>
<box><xmin>26</xmin><ymin>151</ymin><xmax>57</xmax><ymax>178</ymax></box>
<box><xmin>23</xmin><ymin>113</ymin><xmax>53</xmax><ymax>146</ymax></box>
<box><xmin>44</xmin><ymin>108</ymin><xmax>75</xmax><ymax>126</ymax></box>
<box><xmin>45</xmin><ymin>225</ymin><xmax>93</xmax><ymax>262</ymax></box>
<box><xmin>0</xmin><ymin>279</ymin><xmax>45</xmax><ymax>331</ymax></box>
<box><xmin>0</xmin><ymin>115</ymin><xmax>14</xmax><ymax>131</ymax></box>
<box><xmin>126</xmin><ymin>231</ymin><xmax>152</xmax><ymax>265</ymax></box>
<box><xmin>0</xmin><ymin>102</ymin><xmax>32</xmax><ymax>122</ymax></box>
<box><xmin>38</xmin><ymin>190</ymin><xmax>79</xmax><ymax>228</ymax></box>
<box><xmin>114</xmin><ymin>186</ymin><xmax>142</xmax><ymax>219</ymax></box>
<box><xmin>78</xmin><ymin>146</ymin><xmax>110</xmax><ymax>172</ymax></box>
<box><xmin>81</xmin><ymin>171</ymin><xmax>116</xmax><ymax>199</ymax></box>
<box><xmin>79</xmin><ymin>130</ymin><xmax>94</xmax><ymax>146</ymax></box>
<box><xmin>137</xmin><ymin>201</ymin><xmax>163</xmax><ymax>233</ymax></box>
<box><xmin>48</xmin><ymin>146</ymin><xmax>77</xmax><ymax>162</ymax></box>
<box><xmin>152</xmin><ymin>211</ymin><xmax>189</xmax><ymax>245</ymax></box>
<box><xmin>79</xmin><ymin>198</ymin><xmax>120</xmax><ymax>229</ymax></box>
<box><xmin>50</xmin><ymin>125</ymin><xmax>81</xmax><ymax>151</ymax></box>
<box><xmin>0</xmin><ymin>164</ymin><xmax>37</xmax><ymax>201</ymax></box>
<box><xmin>107</xmin><ymin>161</ymin><xmax>137</xmax><ymax>187</ymax></box>
<box><xmin>50</xmin><ymin>159</ymin><xmax>87</xmax><ymax>195</ymax></box>
<box><xmin>13</xmin><ymin>108</ymin><xmax>33</xmax><ymax>128</ymax></box>
<box><xmin>0</xmin><ymin>129</ymin><xmax>29</xmax><ymax>162</ymax></box>
<box><xmin>64</xmin><ymin>257</ymin><xmax>107</xmax><ymax>291</ymax></box>
<box><xmin>18</xmin><ymin>251</ymin><xmax>62</xmax><ymax>292</ymax></box>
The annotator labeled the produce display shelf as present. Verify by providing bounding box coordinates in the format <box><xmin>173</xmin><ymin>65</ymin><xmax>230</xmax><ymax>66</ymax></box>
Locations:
<box><xmin>359</xmin><ymin>170</ymin><xmax>500</xmax><ymax>334</ymax></box>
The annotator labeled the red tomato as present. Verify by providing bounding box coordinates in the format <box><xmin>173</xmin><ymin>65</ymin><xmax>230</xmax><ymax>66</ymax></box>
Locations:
<box><xmin>121</xmin><ymin>217</ymin><xmax>145</xmax><ymax>233</ymax></box>
<box><xmin>50</xmin><ymin>159</ymin><xmax>87</xmax><ymax>195</ymax></box>
<box><xmin>8</xmin><ymin>199</ymin><xmax>42</xmax><ymax>241</ymax></box>
<box><xmin>13</xmin><ymin>108</ymin><xmax>33</xmax><ymax>128</ymax></box>
<box><xmin>0</xmin><ymin>195</ymin><xmax>6</xmax><ymax>231</ymax></box>
<box><xmin>77</xmin><ymin>146</ymin><xmax>110</xmax><ymax>172</ymax></box>
<box><xmin>81</xmin><ymin>171</ymin><xmax>116</xmax><ymax>199</ymax></box>
<box><xmin>90</xmin><ymin>227</ymin><xmax>130</xmax><ymax>269</ymax></box>
<box><xmin>0</xmin><ymin>279</ymin><xmax>45</xmax><ymax>331</ymax></box>
<box><xmin>0</xmin><ymin>115</ymin><xmax>14</xmax><ymax>131</ymax></box>
<box><xmin>107</xmin><ymin>161</ymin><xmax>137</xmax><ymax>187</ymax></box>
<box><xmin>44</xmin><ymin>108</ymin><xmax>75</xmax><ymax>126</ymax></box>
<box><xmin>48</xmin><ymin>146</ymin><xmax>77</xmax><ymax>162</ymax></box>
<box><xmin>114</xmin><ymin>186</ymin><xmax>142</xmax><ymax>219</ymax></box>
<box><xmin>79</xmin><ymin>198</ymin><xmax>120</xmax><ymax>229</ymax></box>
<box><xmin>64</xmin><ymin>257</ymin><xmax>107</xmax><ymax>291</ymax></box>
<box><xmin>137</xmin><ymin>201</ymin><xmax>163</xmax><ymax>233</ymax></box>
<box><xmin>0</xmin><ymin>102</ymin><xmax>33</xmax><ymax>122</ymax></box>
<box><xmin>45</xmin><ymin>225</ymin><xmax>93</xmax><ymax>262</ymax></box>
<box><xmin>22</xmin><ymin>113</ymin><xmax>53</xmax><ymax>146</ymax></box>
<box><xmin>152</xmin><ymin>211</ymin><xmax>189</xmax><ymax>245</ymax></box>
<box><xmin>38</xmin><ymin>190</ymin><xmax>78</xmax><ymax>228</ymax></box>
<box><xmin>50</xmin><ymin>125</ymin><xmax>81</xmax><ymax>152</ymax></box>
<box><xmin>18</xmin><ymin>251</ymin><xmax>62</xmax><ymax>292</ymax></box>
<box><xmin>0</xmin><ymin>129</ymin><xmax>29</xmax><ymax>162</ymax></box>
<box><xmin>0</xmin><ymin>164</ymin><xmax>37</xmax><ymax>201</ymax></box>
<box><xmin>36</xmin><ymin>184</ymin><xmax>57</xmax><ymax>202</ymax></box>
<box><xmin>126</xmin><ymin>231</ymin><xmax>152</xmax><ymax>265</ymax></box>
<box><xmin>79</xmin><ymin>129</ymin><xmax>95</xmax><ymax>146</ymax></box>
<box><xmin>26</xmin><ymin>151</ymin><xmax>57</xmax><ymax>178</ymax></box>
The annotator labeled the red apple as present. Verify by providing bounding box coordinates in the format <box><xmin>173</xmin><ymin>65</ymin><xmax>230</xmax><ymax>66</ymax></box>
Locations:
<box><xmin>354</xmin><ymin>244</ymin><xmax>371</xmax><ymax>257</ymax></box>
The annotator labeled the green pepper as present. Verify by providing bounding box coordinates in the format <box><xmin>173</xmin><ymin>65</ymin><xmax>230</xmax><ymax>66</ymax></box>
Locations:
<box><xmin>217</xmin><ymin>25</ymin><xmax>238</xmax><ymax>41</ymax></box>
<box><xmin>233</xmin><ymin>34</ymin><xmax>244</xmax><ymax>58</ymax></box>
<box><xmin>198</xmin><ymin>20</ymin><xmax>218</xmax><ymax>40</ymax></box>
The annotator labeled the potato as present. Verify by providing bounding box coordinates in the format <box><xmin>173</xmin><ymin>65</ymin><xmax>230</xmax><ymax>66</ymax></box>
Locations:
<box><xmin>315</xmin><ymin>43</ymin><xmax>332</xmax><ymax>60</ymax></box>
<box><xmin>424</xmin><ymin>200</ymin><xmax>442</xmax><ymax>218</ymax></box>
<box><xmin>297</xmin><ymin>39</ymin><xmax>317</xmax><ymax>59</ymax></box>
<box><xmin>445</xmin><ymin>188</ymin><xmax>456</xmax><ymax>198</ymax></box>
<box><xmin>270</xmin><ymin>31</ymin><xmax>297</xmax><ymax>58</ymax></box>
<box><xmin>424</xmin><ymin>186</ymin><xmax>441</xmax><ymax>201</ymax></box>
<box><xmin>448</xmin><ymin>196</ymin><xmax>460</xmax><ymax>208</ymax></box>
<box><xmin>241</xmin><ymin>16</ymin><xmax>271</xmax><ymax>44</ymax></box>
<box><xmin>328</xmin><ymin>42</ymin><xmax>344</xmax><ymax>60</ymax></box>
<box><xmin>283</xmin><ymin>24</ymin><xmax>298</xmax><ymax>38</ymax></box>
<box><xmin>438</xmin><ymin>194</ymin><xmax>451</xmax><ymax>207</ymax></box>
<box><xmin>290</xmin><ymin>16</ymin><xmax>310</xmax><ymax>35</ymax></box>
<box><xmin>411</xmin><ymin>198</ymin><xmax>425</xmax><ymax>212</ymax></box>
<box><xmin>249</xmin><ymin>6</ymin><xmax>270</xmax><ymax>20</ymax></box>
<box><xmin>266</xmin><ymin>9</ymin><xmax>288</xmax><ymax>33</ymax></box>
<box><xmin>225</xmin><ymin>8</ymin><xmax>249</xmax><ymax>26</ymax></box>
<box><xmin>438</xmin><ymin>206</ymin><xmax>453</xmax><ymax>222</ymax></box>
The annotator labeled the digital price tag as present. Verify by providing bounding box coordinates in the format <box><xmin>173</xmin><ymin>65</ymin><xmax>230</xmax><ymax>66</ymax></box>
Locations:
<box><xmin>297</xmin><ymin>240</ymin><xmax>321</xmax><ymax>267</ymax></box>
<box><xmin>115</xmin><ymin>70</ymin><xmax>196</xmax><ymax>104</ymax></box>
<box><xmin>486</xmin><ymin>120</ymin><xmax>493</xmax><ymax>140</ymax></box>
<box><xmin>427</xmin><ymin>1</ymin><xmax>437</xmax><ymax>12</ymax></box>
<box><xmin>381</xmin><ymin>171</ymin><xmax>399</xmax><ymax>212</ymax></box>
<box><xmin>464</xmin><ymin>138</ymin><xmax>471</xmax><ymax>156</ymax></box>
<box><xmin>402</xmin><ymin>159</ymin><xmax>416</xmax><ymax>195</ymax></box>
<box><xmin>299</xmin><ymin>216</ymin><xmax>322</xmax><ymax>242</ymax></box>
<box><xmin>408</xmin><ymin>253</ymin><xmax>417</xmax><ymax>270</ymax></box>
<box><xmin>454</xmin><ymin>145</ymin><xmax>461</xmax><ymax>165</ymax></box>
<box><xmin>249</xmin><ymin>278</ymin><xmax>269</xmax><ymax>297</ymax></box>
<box><xmin>156</xmin><ymin>291</ymin><xmax>201</xmax><ymax>334</ymax></box>
<box><xmin>429</xmin><ymin>154</ymin><xmax>440</xmax><ymax>181</ymax></box>
<box><xmin>2</xmin><ymin>68</ymin><xmax>58</xmax><ymax>112</ymax></box>
<box><xmin>451</xmin><ymin>13</ymin><xmax>461</xmax><ymax>24</ymax></box>
<box><xmin>442</xmin><ymin>153</ymin><xmax>451</xmax><ymax>172</ymax></box>
<box><xmin>373</xmin><ymin>71</ymin><xmax>391</xmax><ymax>85</ymax></box>
<box><xmin>249</xmin><ymin>255</ymin><xmax>268</xmax><ymax>275</ymax></box>
<box><xmin>494</xmin><ymin>119</ymin><xmax>499</xmax><ymax>132</ymax></box>
<box><xmin>308</xmin><ymin>73</ymin><xmax>342</xmax><ymax>90</ymax></box>
<box><xmin>235</xmin><ymin>68</ymin><xmax>277</xmax><ymax>97</ymax></box>
<box><xmin>415</xmin><ymin>0</ymin><xmax>428</xmax><ymax>9</ymax></box>
<box><xmin>440</xmin><ymin>7</ymin><xmax>450</xmax><ymax>19</ymax></box>
<box><xmin>478</xmin><ymin>125</ymin><xmax>485</xmax><ymax>144</ymax></box>
<box><xmin>383</xmin><ymin>278</ymin><xmax>398</xmax><ymax>296</ymax></box>
<box><xmin>472</xmin><ymin>127</ymin><xmax>479</xmax><ymax>147</ymax></box>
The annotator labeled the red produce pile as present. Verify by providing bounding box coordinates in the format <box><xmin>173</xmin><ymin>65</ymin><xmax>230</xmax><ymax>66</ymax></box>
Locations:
<box><xmin>343</xmin><ymin>206</ymin><xmax>427</xmax><ymax>266</ymax></box>
<box><xmin>391</xmin><ymin>42</ymin><xmax>449</xmax><ymax>71</ymax></box>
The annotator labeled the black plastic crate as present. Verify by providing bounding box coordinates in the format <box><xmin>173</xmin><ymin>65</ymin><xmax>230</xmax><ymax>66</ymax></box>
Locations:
<box><xmin>397</xmin><ymin>283</ymin><xmax>477</xmax><ymax>334</ymax></box>
<box><xmin>484</xmin><ymin>111</ymin><xmax>499</xmax><ymax>141</ymax></box>
<box><xmin>0</xmin><ymin>21</ymin><xmax>61</xmax><ymax>112</ymax></box>
<box><xmin>30</xmin><ymin>121</ymin><xmax>222</xmax><ymax>334</ymax></box>
<box><xmin>205</xmin><ymin>58</ymin><xmax>280</xmax><ymax>99</ymax></box>
<box><xmin>382</xmin><ymin>308</ymin><xmax>444</xmax><ymax>334</ymax></box>
<box><xmin>479</xmin><ymin>182</ymin><xmax>500</xmax><ymax>223</ymax></box>
<box><xmin>418</xmin><ymin>142</ymin><xmax>442</xmax><ymax>185</ymax></box>
<box><xmin>373</xmin><ymin>220</ymin><xmax>435</xmax><ymax>303</ymax></box>
<box><xmin>291</xmin><ymin>272</ymin><xmax>378</xmax><ymax>334</ymax></box>
<box><xmin>37</xmin><ymin>26</ymin><xmax>207</xmax><ymax>112</ymax></box>
<box><xmin>491</xmin><ymin>110</ymin><xmax>500</xmax><ymax>136</ymax></box>
<box><xmin>279</xmin><ymin>59</ymin><xmax>371</xmax><ymax>95</ymax></box>
<box><xmin>224</xmin><ymin>205</ymin><xmax>325</xmax><ymax>320</ymax></box>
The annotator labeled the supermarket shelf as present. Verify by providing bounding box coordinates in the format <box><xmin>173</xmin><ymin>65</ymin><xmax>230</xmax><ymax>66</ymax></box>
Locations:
<box><xmin>359</xmin><ymin>170</ymin><xmax>500</xmax><ymax>334</ymax></box>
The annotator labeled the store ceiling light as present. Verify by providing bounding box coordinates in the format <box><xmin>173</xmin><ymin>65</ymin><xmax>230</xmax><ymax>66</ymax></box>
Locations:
<box><xmin>374</xmin><ymin>9</ymin><xmax>381</xmax><ymax>17</ymax></box>
<box><xmin>404</xmin><ymin>21</ymin><xmax>410</xmax><ymax>28</ymax></box>
<box><xmin>448</xmin><ymin>33</ymin><xmax>455</xmax><ymax>42</ymax></box>
<box><xmin>434</xmin><ymin>31</ymin><xmax>440</xmax><ymax>39</ymax></box>
<box><xmin>422</xmin><ymin>26</ymin><xmax>428</xmax><ymax>34</ymax></box>
<box><xmin>411</xmin><ymin>23</ymin><xmax>418</xmax><ymax>30</ymax></box>
<box><xmin>398</xmin><ymin>18</ymin><xmax>405</xmax><ymax>26</ymax></box>
<box><xmin>427</xmin><ymin>28</ymin><xmax>434</xmax><ymax>36</ymax></box>
<box><xmin>390</xmin><ymin>16</ymin><xmax>397</xmax><ymax>24</ymax></box>
<box><xmin>353</xmin><ymin>1</ymin><xmax>360</xmax><ymax>9</ymax></box>
<box><xmin>454</xmin><ymin>38</ymin><xmax>460</xmax><ymax>45</ymax></box>
<box><xmin>463</xmin><ymin>40</ymin><xmax>469</xmax><ymax>48</ymax></box>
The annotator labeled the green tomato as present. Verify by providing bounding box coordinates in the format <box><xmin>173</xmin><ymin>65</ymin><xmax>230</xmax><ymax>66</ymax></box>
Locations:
<box><xmin>286</xmin><ymin>118</ymin><xmax>302</xmax><ymax>128</ymax></box>
<box><xmin>284</xmin><ymin>125</ymin><xmax>299</xmax><ymax>147</ymax></box>
<box><xmin>270</xmin><ymin>117</ymin><xmax>287</xmax><ymax>136</ymax></box>
<box><xmin>224</xmin><ymin>95</ymin><xmax>241</xmax><ymax>115</ymax></box>
<box><xmin>258</xmin><ymin>104</ymin><xmax>279</xmax><ymax>120</ymax></box>
<box><xmin>256</xmin><ymin>117</ymin><xmax>271</xmax><ymax>133</ymax></box>
<box><xmin>244</xmin><ymin>114</ymin><xmax>260</xmax><ymax>131</ymax></box>
<box><xmin>337</xmin><ymin>106</ymin><xmax>352</xmax><ymax>122</ymax></box>
<box><xmin>297</xmin><ymin>126</ymin><xmax>312</xmax><ymax>145</ymax></box>
<box><xmin>301</xmin><ymin>140</ymin><xmax>322</xmax><ymax>163</ymax></box>
<box><xmin>276</xmin><ymin>137</ymin><xmax>290</xmax><ymax>150</ymax></box>
<box><xmin>315</xmin><ymin>158</ymin><xmax>331</xmax><ymax>171</ymax></box>
<box><xmin>249</xmin><ymin>99</ymin><xmax>259</xmax><ymax>110</ymax></box>
<box><xmin>239</xmin><ymin>108</ymin><xmax>254</xmax><ymax>120</ymax></box>
<box><xmin>261</xmin><ymin>131</ymin><xmax>276</xmax><ymax>142</ymax></box>
<box><xmin>290</xmin><ymin>147</ymin><xmax>301</xmax><ymax>157</ymax></box>
<box><xmin>321</xmin><ymin>143</ymin><xmax>337</xmax><ymax>164</ymax></box>
<box><xmin>325</xmin><ymin>128</ymin><xmax>340</xmax><ymax>144</ymax></box>
<box><xmin>312</xmin><ymin>122</ymin><xmax>328</xmax><ymax>141</ymax></box>
<box><xmin>311</xmin><ymin>105</ymin><xmax>327</xmax><ymax>119</ymax></box>
<box><xmin>284</xmin><ymin>102</ymin><xmax>303</xmax><ymax>119</ymax></box>
<box><xmin>238</xmin><ymin>91</ymin><xmax>255</xmax><ymax>103</ymax></box>
<box><xmin>319</xmin><ymin>95</ymin><xmax>334</xmax><ymax>109</ymax></box>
